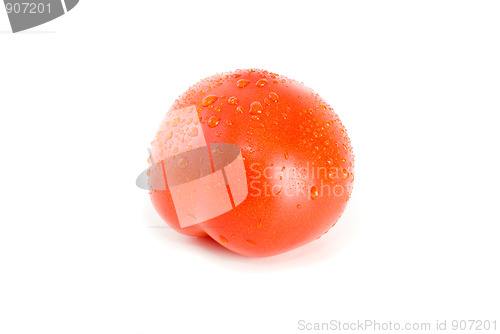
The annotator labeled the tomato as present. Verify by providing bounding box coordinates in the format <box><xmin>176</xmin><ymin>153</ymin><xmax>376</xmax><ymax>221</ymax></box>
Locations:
<box><xmin>148</xmin><ymin>69</ymin><xmax>354</xmax><ymax>257</ymax></box>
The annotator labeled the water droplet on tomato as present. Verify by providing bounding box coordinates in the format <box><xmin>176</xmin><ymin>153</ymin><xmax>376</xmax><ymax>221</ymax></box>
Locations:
<box><xmin>310</xmin><ymin>186</ymin><xmax>319</xmax><ymax>200</ymax></box>
<box><xmin>250</xmin><ymin>101</ymin><xmax>263</xmax><ymax>114</ymax></box>
<box><xmin>274</xmin><ymin>186</ymin><xmax>282</xmax><ymax>196</ymax></box>
<box><xmin>256</xmin><ymin>79</ymin><xmax>268</xmax><ymax>87</ymax></box>
<box><xmin>246</xmin><ymin>239</ymin><xmax>256</xmax><ymax>246</ymax></box>
<box><xmin>227</xmin><ymin>96</ymin><xmax>238</xmax><ymax>105</ymax></box>
<box><xmin>211</xmin><ymin>145</ymin><xmax>224</xmax><ymax>157</ymax></box>
<box><xmin>342</xmin><ymin>169</ymin><xmax>349</xmax><ymax>180</ymax></box>
<box><xmin>226</xmin><ymin>120</ymin><xmax>233</xmax><ymax>126</ymax></box>
<box><xmin>219</xmin><ymin>236</ymin><xmax>228</xmax><ymax>243</ymax></box>
<box><xmin>178</xmin><ymin>157</ymin><xmax>188</xmax><ymax>169</ymax></box>
<box><xmin>208</xmin><ymin>116</ymin><xmax>220</xmax><ymax>128</ymax></box>
<box><xmin>237</xmin><ymin>79</ymin><xmax>250</xmax><ymax>88</ymax></box>
<box><xmin>202</xmin><ymin>95</ymin><xmax>218</xmax><ymax>107</ymax></box>
<box><xmin>187</xmin><ymin>127</ymin><xmax>198</xmax><ymax>137</ymax></box>
<box><xmin>269</xmin><ymin>92</ymin><xmax>279</xmax><ymax>102</ymax></box>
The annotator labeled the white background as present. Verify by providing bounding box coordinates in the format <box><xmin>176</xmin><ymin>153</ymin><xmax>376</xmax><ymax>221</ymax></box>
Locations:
<box><xmin>1</xmin><ymin>1</ymin><xmax>499</xmax><ymax>333</ymax></box>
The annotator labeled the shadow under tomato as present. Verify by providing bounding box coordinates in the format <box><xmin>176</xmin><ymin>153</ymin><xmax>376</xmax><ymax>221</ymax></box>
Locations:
<box><xmin>142</xmin><ymin>193</ymin><xmax>362</xmax><ymax>268</ymax></box>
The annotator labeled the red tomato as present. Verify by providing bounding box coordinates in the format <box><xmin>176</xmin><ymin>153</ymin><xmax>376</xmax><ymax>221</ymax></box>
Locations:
<box><xmin>149</xmin><ymin>69</ymin><xmax>354</xmax><ymax>257</ymax></box>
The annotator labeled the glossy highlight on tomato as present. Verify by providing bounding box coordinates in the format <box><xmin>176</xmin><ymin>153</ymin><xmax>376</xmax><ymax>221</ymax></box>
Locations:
<box><xmin>149</xmin><ymin>69</ymin><xmax>354</xmax><ymax>257</ymax></box>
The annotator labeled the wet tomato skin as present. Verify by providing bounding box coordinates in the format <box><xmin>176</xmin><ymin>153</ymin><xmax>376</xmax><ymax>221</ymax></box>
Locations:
<box><xmin>150</xmin><ymin>69</ymin><xmax>354</xmax><ymax>257</ymax></box>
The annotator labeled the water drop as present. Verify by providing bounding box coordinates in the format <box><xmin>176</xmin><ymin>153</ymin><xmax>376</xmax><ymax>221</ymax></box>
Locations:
<box><xmin>237</xmin><ymin>79</ymin><xmax>250</xmax><ymax>88</ymax></box>
<box><xmin>226</xmin><ymin>120</ymin><xmax>233</xmax><ymax>126</ymax></box>
<box><xmin>256</xmin><ymin>79</ymin><xmax>268</xmax><ymax>87</ymax></box>
<box><xmin>236</xmin><ymin>106</ymin><xmax>244</xmax><ymax>113</ymax></box>
<box><xmin>211</xmin><ymin>145</ymin><xmax>224</xmax><ymax>157</ymax></box>
<box><xmin>310</xmin><ymin>185</ymin><xmax>319</xmax><ymax>200</ymax></box>
<box><xmin>227</xmin><ymin>96</ymin><xmax>238</xmax><ymax>105</ymax></box>
<box><xmin>187</xmin><ymin>127</ymin><xmax>198</xmax><ymax>137</ymax></box>
<box><xmin>171</xmin><ymin>117</ymin><xmax>180</xmax><ymax>127</ymax></box>
<box><xmin>257</xmin><ymin>219</ymin><xmax>263</xmax><ymax>229</ymax></box>
<box><xmin>246</xmin><ymin>239</ymin><xmax>256</xmax><ymax>246</ymax></box>
<box><xmin>165</xmin><ymin>131</ymin><xmax>173</xmax><ymax>140</ymax></box>
<box><xmin>342</xmin><ymin>169</ymin><xmax>349</xmax><ymax>180</ymax></box>
<box><xmin>219</xmin><ymin>236</ymin><xmax>228</xmax><ymax>243</ymax></box>
<box><xmin>208</xmin><ymin>116</ymin><xmax>220</xmax><ymax>128</ymax></box>
<box><xmin>269</xmin><ymin>92</ymin><xmax>279</xmax><ymax>102</ymax></box>
<box><xmin>249</xmin><ymin>101</ymin><xmax>263</xmax><ymax>115</ymax></box>
<box><xmin>202</xmin><ymin>95</ymin><xmax>218</xmax><ymax>107</ymax></box>
<box><xmin>274</xmin><ymin>186</ymin><xmax>282</xmax><ymax>196</ymax></box>
<box><xmin>177</xmin><ymin>157</ymin><xmax>188</xmax><ymax>169</ymax></box>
